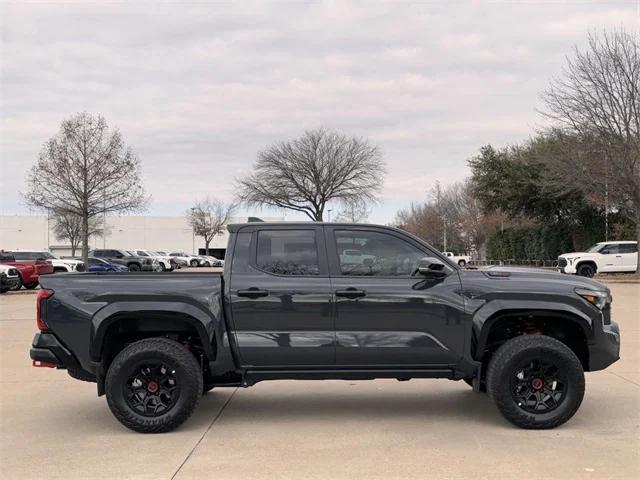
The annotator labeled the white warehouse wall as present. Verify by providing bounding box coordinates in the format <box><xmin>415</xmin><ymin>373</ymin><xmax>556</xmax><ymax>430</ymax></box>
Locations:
<box><xmin>0</xmin><ymin>215</ymin><xmax>283</xmax><ymax>256</ymax></box>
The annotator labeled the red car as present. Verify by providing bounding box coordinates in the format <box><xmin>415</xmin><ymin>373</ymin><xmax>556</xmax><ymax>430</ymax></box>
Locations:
<box><xmin>0</xmin><ymin>251</ymin><xmax>53</xmax><ymax>290</ymax></box>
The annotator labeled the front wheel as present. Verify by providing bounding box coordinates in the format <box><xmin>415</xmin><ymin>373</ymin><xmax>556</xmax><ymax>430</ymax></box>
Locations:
<box><xmin>128</xmin><ymin>263</ymin><xmax>141</xmax><ymax>272</ymax></box>
<box><xmin>190</xmin><ymin>260</ymin><xmax>199</xmax><ymax>267</ymax></box>
<box><xmin>105</xmin><ymin>338</ymin><xmax>203</xmax><ymax>433</ymax></box>
<box><xmin>458</xmin><ymin>260</ymin><xmax>467</xmax><ymax>267</ymax></box>
<box><xmin>577</xmin><ymin>263</ymin><xmax>595</xmax><ymax>278</ymax></box>
<box><xmin>487</xmin><ymin>335</ymin><xmax>584</xmax><ymax>429</ymax></box>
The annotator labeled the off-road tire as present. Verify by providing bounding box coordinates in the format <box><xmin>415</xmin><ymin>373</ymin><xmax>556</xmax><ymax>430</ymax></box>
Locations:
<box><xmin>68</xmin><ymin>369</ymin><xmax>97</xmax><ymax>382</ymax></box>
<box><xmin>106</xmin><ymin>337</ymin><xmax>203</xmax><ymax>433</ymax></box>
<box><xmin>487</xmin><ymin>335</ymin><xmax>584</xmax><ymax>429</ymax></box>
<box><xmin>576</xmin><ymin>263</ymin><xmax>595</xmax><ymax>278</ymax></box>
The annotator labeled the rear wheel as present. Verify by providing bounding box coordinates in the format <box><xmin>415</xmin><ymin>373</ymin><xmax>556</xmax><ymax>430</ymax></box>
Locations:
<box><xmin>106</xmin><ymin>338</ymin><xmax>203</xmax><ymax>433</ymax></box>
<box><xmin>10</xmin><ymin>275</ymin><xmax>23</xmax><ymax>291</ymax></box>
<box><xmin>458</xmin><ymin>259</ymin><xmax>467</xmax><ymax>267</ymax></box>
<box><xmin>158</xmin><ymin>263</ymin><xmax>166</xmax><ymax>272</ymax></box>
<box><xmin>487</xmin><ymin>335</ymin><xmax>584</xmax><ymax>429</ymax></box>
<box><xmin>576</xmin><ymin>263</ymin><xmax>595</xmax><ymax>277</ymax></box>
<box><xmin>190</xmin><ymin>259</ymin><xmax>199</xmax><ymax>267</ymax></box>
<box><xmin>128</xmin><ymin>263</ymin><xmax>141</xmax><ymax>272</ymax></box>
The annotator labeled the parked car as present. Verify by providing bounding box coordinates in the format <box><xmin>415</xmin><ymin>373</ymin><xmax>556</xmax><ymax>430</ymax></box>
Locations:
<box><xmin>202</xmin><ymin>255</ymin><xmax>224</xmax><ymax>267</ymax></box>
<box><xmin>442</xmin><ymin>251</ymin><xmax>471</xmax><ymax>267</ymax></box>
<box><xmin>0</xmin><ymin>251</ymin><xmax>53</xmax><ymax>289</ymax></box>
<box><xmin>86</xmin><ymin>257</ymin><xmax>129</xmax><ymax>272</ymax></box>
<box><xmin>558</xmin><ymin>241</ymin><xmax>638</xmax><ymax>277</ymax></box>
<box><xmin>7</xmin><ymin>250</ymin><xmax>85</xmax><ymax>273</ymax></box>
<box><xmin>157</xmin><ymin>251</ymin><xmax>185</xmax><ymax>268</ymax></box>
<box><xmin>129</xmin><ymin>249</ymin><xmax>174</xmax><ymax>272</ymax></box>
<box><xmin>168</xmin><ymin>251</ymin><xmax>203</xmax><ymax>267</ymax></box>
<box><xmin>89</xmin><ymin>249</ymin><xmax>156</xmax><ymax>272</ymax></box>
<box><xmin>0</xmin><ymin>264</ymin><xmax>21</xmax><ymax>293</ymax></box>
<box><xmin>31</xmin><ymin>222</ymin><xmax>619</xmax><ymax>433</ymax></box>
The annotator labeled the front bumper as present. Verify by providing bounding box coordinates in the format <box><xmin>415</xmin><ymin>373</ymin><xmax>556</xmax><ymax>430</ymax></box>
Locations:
<box><xmin>588</xmin><ymin>320</ymin><xmax>621</xmax><ymax>371</ymax></box>
<box><xmin>30</xmin><ymin>332</ymin><xmax>81</xmax><ymax>370</ymax></box>
<box><xmin>0</xmin><ymin>273</ymin><xmax>20</xmax><ymax>291</ymax></box>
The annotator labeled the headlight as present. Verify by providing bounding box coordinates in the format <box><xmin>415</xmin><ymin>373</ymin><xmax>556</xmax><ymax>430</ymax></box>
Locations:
<box><xmin>575</xmin><ymin>287</ymin><xmax>610</xmax><ymax>310</ymax></box>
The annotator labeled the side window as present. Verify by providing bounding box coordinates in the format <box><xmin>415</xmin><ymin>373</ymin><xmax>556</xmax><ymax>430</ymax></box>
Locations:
<box><xmin>619</xmin><ymin>244</ymin><xmax>638</xmax><ymax>254</ymax></box>
<box><xmin>335</xmin><ymin>230</ymin><xmax>425</xmax><ymax>276</ymax></box>
<box><xmin>231</xmin><ymin>232</ymin><xmax>252</xmax><ymax>274</ymax></box>
<box><xmin>256</xmin><ymin>230</ymin><xmax>319</xmax><ymax>275</ymax></box>
<box><xmin>93</xmin><ymin>250</ymin><xmax>104</xmax><ymax>257</ymax></box>
<box><xmin>601</xmin><ymin>244</ymin><xmax>620</xmax><ymax>255</ymax></box>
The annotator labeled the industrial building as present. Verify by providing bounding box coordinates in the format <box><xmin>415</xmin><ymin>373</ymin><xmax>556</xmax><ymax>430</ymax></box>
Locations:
<box><xmin>0</xmin><ymin>214</ymin><xmax>284</xmax><ymax>259</ymax></box>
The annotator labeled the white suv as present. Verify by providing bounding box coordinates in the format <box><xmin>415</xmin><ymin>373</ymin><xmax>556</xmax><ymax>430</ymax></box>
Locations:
<box><xmin>129</xmin><ymin>249</ymin><xmax>174</xmax><ymax>272</ymax></box>
<box><xmin>558</xmin><ymin>241</ymin><xmax>638</xmax><ymax>277</ymax></box>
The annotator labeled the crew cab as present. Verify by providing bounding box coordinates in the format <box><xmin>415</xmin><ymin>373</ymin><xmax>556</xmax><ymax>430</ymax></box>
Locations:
<box><xmin>0</xmin><ymin>251</ymin><xmax>53</xmax><ymax>289</ymax></box>
<box><xmin>442</xmin><ymin>251</ymin><xmax>471</xmax><ymax>267</ymax></box>
<box><xmin>558</xmin><ymin>241</ymin><xmax>638</xmax><ymax>277</ymax></box>
<box><xmin>30</xmin><ymin>223</ymin><xmax>620</xmax><ymax>433</ymax></box>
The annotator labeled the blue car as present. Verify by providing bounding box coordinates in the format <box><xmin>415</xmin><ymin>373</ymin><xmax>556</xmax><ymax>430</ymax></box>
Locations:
<box><xmin>87</xmin><ymin>257</ymin><xmax>128</xmax><ymax>272</ymax></box>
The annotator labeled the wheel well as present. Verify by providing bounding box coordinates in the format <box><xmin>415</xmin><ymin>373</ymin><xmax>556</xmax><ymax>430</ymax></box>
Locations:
<box><xmin>479</xmin><ymin>312</ymin><xmax>589</xmax><ymax>371</ymax></box>
<box><xmin>99</xmin><ymin>313</ymin><xmax>212</xmax><ymax>377</ymax></box>
<box><xmin>576</xmin><ymin>260</ymin><xmax>597</xmax><ymax>272</ymax></box>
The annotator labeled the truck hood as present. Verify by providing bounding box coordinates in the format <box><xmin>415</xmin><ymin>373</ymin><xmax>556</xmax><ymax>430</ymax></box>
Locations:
<box><xmin>558</xmin><ymin>251</ymin><xmax>594</xmax><ymax>259</ymax></box>
<box><xmin>481</xmin><ymin>265</ymin><xmax>607</xmax><ymax>291</ymax></box>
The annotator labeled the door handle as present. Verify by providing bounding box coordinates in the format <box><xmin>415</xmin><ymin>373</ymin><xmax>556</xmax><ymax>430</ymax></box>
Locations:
<box><xmin>237</xmin><ymin>288</ymin><xmax>269</xmax><ymax>298</ymax></box>
<box><xmin>615</xmin><ymin>255</ymin><xmax>622</xmax><ymax>258</ymax></box>
<box><xmin>335</xmin><ymin>288</ymin><xmax>366</xmax><ymax>299</ymax></box>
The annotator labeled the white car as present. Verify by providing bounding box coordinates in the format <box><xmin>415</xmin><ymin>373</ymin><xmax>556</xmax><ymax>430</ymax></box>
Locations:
<box><xmin>129</xmin><ymin>249</ymin><xmax>174</xmax><ymax>272</ymax></box>
<box><xmin>0</xmin><ymin>264</ymin><xmax>20</xmax><ymax>293</ymax></box>
<box><xmin>442</xmin><ymin>251</ymin><xmax>471</xmax><ymax>267</ymax></box>
<box><xmin>169</xmin><ymin>251</ymin><xmax>204</xmax><ymax>267</ymax></box>
<box><xmin>8</xmin><ymin>250</ymin><xmax>85</xmax><ymax>273</ymax></box>
<box><xmin>558</xmin><ymin>241</ymin><xmax>638</xmax><ymax>277</ymax></box>
<box><xmin>202</xmin><ymin>255</ymin><xmax>224</xmax><ymax>267</ymax></box>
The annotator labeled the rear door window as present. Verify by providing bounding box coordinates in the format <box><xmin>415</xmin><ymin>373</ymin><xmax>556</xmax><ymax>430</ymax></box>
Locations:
<box><xmin>256</xmin><ymin>230</ymin><xmax>319</xmax><ymax>275</ymax></box>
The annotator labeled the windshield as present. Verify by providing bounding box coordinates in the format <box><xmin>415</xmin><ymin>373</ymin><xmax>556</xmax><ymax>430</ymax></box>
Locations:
<box><xmin>585</xmin><ymin>244</ymin><xmax>603</xmax><ymax>253</ymax></box>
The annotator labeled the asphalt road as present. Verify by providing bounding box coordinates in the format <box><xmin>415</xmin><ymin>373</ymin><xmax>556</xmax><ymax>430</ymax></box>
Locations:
<box><xmin>1</xmin><ymin>283</ymin><xmax>638</xmax><ymax>479</ymax></box>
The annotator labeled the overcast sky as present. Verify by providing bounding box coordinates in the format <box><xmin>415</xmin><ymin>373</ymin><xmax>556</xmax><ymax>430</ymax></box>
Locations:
<box><xmin>1</xmin><ymin>1</ymin><xmax>638</xmax><ymax>223</ymax></box>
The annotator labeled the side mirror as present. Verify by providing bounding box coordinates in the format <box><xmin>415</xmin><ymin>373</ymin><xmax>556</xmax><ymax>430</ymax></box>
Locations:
<box><xmin>601</xmin><ymin>250</ymin><xmax>610</xmax><ymax>255</ymax></box>
<box><xmin>417</xmin><ymin>257</ymin><xmax>447</xmax><ymax>277</ymax></box>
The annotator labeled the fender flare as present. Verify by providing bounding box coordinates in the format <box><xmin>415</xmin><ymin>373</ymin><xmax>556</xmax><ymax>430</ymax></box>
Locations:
<box><xmin>472</xmin><ymin>299</ymin><xmax>595</xmax><ymax>360</ymax></box>
<box><xmin>90</xmin><ymin>301</ymin><xmax>217</xmax><ymax>362</ymax></box>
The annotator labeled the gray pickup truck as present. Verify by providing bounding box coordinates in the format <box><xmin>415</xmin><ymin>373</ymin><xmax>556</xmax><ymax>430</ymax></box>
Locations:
<box><xmin>30</xmin><ymin>222</ymin><xmax>620</xmax><ymax>433</ymax></box>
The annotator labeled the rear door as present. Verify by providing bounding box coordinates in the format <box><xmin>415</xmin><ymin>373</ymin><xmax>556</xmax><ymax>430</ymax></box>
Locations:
<box><xmin>598</xmin><ymin>244</ymin><xmax>622</xmax><ymax>272</ymax></box>
<box><xmin>228</xmin><ymin>225</ymin><xmax>334</xmax><ymax>367</ymax></box>
<box><xmin>326</xmin><ymin>226</ymin><xmax>465</xmax><ymax>367</ymax></box>
<box><xmin>618</xmin><ymin>243</ymin><xmax>638</xmax><ymax>271</ymax></box>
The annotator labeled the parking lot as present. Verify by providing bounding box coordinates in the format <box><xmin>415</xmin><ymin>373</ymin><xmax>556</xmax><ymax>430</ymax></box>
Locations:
<box><xmin>0</xmin><ymin>282</ymin><xmax>638</xmax><ymax>479</ymax></box>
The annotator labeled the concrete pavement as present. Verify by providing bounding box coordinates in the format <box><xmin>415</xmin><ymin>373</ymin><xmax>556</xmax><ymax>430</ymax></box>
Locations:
<box><xmin>1</xmin><ymin>283</ymin><xmax>638</xmax><ymax>479</ymax></box>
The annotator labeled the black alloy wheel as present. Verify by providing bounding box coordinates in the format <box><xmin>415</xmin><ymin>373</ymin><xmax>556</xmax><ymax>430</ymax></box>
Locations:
<box><xmin>125</xmin><ymin>363</ymin><xmax>180</xmax><ymax>417</ymax></box>
<box><xmin>510</xmin><ymin>359</ymin><xmax>567</xmax><ymax>414</ymax></box>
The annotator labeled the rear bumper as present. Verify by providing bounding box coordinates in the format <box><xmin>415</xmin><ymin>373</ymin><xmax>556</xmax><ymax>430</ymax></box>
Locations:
<box><xmin>30</xmin><ymin>332</ymin><xmax>82</xmax><ymax>371</ymax></box>
<box><xmin>588</xmin><ymin>320</ymin><xmax>621</xmax><ymax>371</ymax></box>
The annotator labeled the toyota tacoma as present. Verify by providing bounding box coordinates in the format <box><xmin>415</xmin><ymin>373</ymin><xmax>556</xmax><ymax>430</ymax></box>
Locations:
<box><xmin>29</xmin><ymin>223</ymin><xmax>620</xmax><ymax>432</ymax></box>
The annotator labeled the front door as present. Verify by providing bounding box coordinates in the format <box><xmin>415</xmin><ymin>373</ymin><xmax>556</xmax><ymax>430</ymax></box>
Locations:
<box><xmin>325</xmin><ymin>227</ymin><xmax>465</xmax><ymax>367</ymax></box>
<box><xmin>228</xmin><ymin>227</ymin><xmax>334</xmax><ymax>367</ymax></box>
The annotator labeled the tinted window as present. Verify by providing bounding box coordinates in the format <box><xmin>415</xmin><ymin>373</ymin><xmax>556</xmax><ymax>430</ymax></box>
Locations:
<box><xmin>600</xmin><ymin>244</ymin><xmax>621</xmax><ymax>254</ymax></box>
<box><xmin>0</xmin><ymin>252</ymin><xmax>15</xmax><ymax>262</ymax></box>
<box><xmin>619</xmin><ymin>243</ymin><xmax>638</xmax><ymax>254</ymax></box>
<box><xmin>256</xmin><ymin>230</ymin><xmax>319</xmax><ymax>275</ymax></box>
<box><xmin>335</xmin><ymin>230</ymin><xmax>425</xmax><ymax>276</ymax></box>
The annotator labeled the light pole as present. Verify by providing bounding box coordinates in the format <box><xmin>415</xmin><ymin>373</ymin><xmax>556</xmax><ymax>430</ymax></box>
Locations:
<box><xmin>190</xmin><ymin>207</ymin><xmax>196</xmax><ymax>254</ymax></box>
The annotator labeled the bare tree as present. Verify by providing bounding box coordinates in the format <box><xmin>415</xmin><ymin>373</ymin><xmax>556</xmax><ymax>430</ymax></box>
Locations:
<box><xmin>236</xmin><ymin>129</ymin><xmax>385</xmax><ymax>221</ymax></box>
<box><xmin>541</xmin><ymin>28</ymin><xmax>640</xmax><ymax>272</ymax></box>
<box><xmin>334</xmin><ymin>199</ymin><xmax>371</xmax><ymax>223</ymax></box>
<box><xmin>186</xmin><ymin>197</ymin><xmax>237</xmax><ymax>255</ymax></box>
<box><xmin>24</xmin><ymin>112</ymin><xmax>147</xmax><ymax>264</ymax></box>
<box><xmin>51</xmin><ymin>211</ymin><xmax>103</xmax><ymax>257</ymax></box>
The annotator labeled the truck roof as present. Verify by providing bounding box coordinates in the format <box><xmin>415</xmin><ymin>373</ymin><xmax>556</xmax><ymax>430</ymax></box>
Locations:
<box><xmin>227</xmin><ymin>222</ymin><xmax>385</xmax><ymax>233</ymax></box>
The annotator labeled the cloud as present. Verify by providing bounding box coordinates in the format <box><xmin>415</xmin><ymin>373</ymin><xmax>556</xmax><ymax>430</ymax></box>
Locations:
<box><xmin>1</xmin><ymin>0</ymin><xmax>636</xmax><ymax>223</ymax></box>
